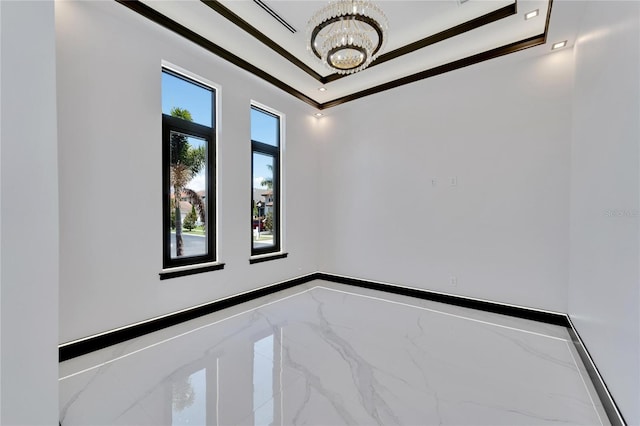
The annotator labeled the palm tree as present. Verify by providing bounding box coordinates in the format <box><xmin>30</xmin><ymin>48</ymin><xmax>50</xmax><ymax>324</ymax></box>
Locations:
<box><xmin>170</xmin><ymin>107</ymin><xmax>206</xmax><ymax>256</ymax></box>
<box><xmin>261</xmin><ymin>163</ymin><xmax>274</xmax><ymax>189</ymax></box>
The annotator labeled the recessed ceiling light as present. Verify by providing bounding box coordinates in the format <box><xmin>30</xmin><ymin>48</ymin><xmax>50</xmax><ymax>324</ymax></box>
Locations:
<box><xmin>524</xmin><ymin>9</ymin><xmax>539</xmax><ymax>20</ymax></box>
<box><xmin>552</xmin><ymin>40</ymin><xmax>567</xmax><ymax>50</ymax></box>
<box><xmin>314</xmin><ymin>113</ymin><xmax>323</xmax><ymax>117</ymax></box>
<box><xmin>318</xmin><ymin>87</ymin><xmax>327</xmax><ymax>92</ymax></box>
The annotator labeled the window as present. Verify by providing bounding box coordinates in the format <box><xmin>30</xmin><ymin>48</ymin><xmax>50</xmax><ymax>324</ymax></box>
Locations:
<box><xmin>161</xmin><ymin>68</ymin><xmax>217</xmax><ymax>273</ymax></box>
<box><xmin>251</xmin><ymin>105</ymin><xmax>283</xmax><ymax>258</ymax></box>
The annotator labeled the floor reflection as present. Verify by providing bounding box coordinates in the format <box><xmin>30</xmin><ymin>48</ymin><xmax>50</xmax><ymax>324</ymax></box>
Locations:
<box><xmin>59</xmin><ymin>283</ymin><xmax>608</xmax><ymax>426</ymax></box>
<box><xmin>172</xmin><ymin>368</ymin><xmax>206</xmax><ymax>425</ymax></box>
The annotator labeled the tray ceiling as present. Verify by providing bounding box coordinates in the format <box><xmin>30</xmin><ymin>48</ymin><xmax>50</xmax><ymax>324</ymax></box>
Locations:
<box><xmin>118</xmin><ymin>0</ymin><xmax>576</xmax><ymax>109</ymax></box>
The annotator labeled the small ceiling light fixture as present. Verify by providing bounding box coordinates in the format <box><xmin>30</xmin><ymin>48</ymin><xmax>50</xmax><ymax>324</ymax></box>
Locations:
<box><xmin>307</xmin><ymin>0</ymin><xmax>389</xmax><ymax>75</ymax></box>
<box><xmin>314</xmin><ymin>112</ymin><xmax>324</xmax><ymax>117</ymax></box>
<box><xmin>318</xmin><ymin>87</ymin><xmax>327</xmax><ymax>92</ymax></box>
<box><xmin>524</xmin><ymin>9</ymin><xmax>539</xmax><ymax>20</ymax></box>
<box><xmin>552</xmin><ymin>40</ymin><xmax>567</xmax><ymax>50</ymax></box>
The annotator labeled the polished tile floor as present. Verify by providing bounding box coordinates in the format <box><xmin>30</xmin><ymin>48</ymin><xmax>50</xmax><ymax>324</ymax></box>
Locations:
<box><xmin>59</xmin><ymin>280</ymin><xmax>608</xmax><ymax>425</ymax></box>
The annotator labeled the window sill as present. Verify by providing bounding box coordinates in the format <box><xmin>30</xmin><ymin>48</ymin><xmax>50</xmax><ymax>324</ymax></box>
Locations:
<box><xmin>249</xmin><ymin>252</ymin><xmax>288</xmax><ymax>264</ymax></box>
<box><xmin>159</xmin><ymin>262</ymin><xmax>225</xmax><ymax>280</ymax></box>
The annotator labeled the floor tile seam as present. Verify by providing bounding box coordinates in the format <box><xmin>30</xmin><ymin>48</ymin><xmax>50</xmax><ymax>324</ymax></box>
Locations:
<box><xmin>59</xmin><ymin>286</ymin><xmax>317</xmax><ymax>381</ymax></box>
<box><xmin>313</xmin><ymin>285</ymin><xmax>570</xmax><ymax>343</ymax></box>
<box><xmin>564</xmin><ymin>340</ymin><xmax>605</xmax><ymax>425</ymax></box>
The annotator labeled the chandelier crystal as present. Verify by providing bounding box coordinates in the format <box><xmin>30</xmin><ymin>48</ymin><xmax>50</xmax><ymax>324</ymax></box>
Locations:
<box><xmin>307</xmin><ymin>0</ymin><xmax>389</xmax><ymax>75</ymax></box>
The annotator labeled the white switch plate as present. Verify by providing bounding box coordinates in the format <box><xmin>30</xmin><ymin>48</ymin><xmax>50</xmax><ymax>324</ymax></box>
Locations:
<box><xmin>450</xmin><ymin>177</ymin><xmax>458</xmax><ymax>186</ymax></box>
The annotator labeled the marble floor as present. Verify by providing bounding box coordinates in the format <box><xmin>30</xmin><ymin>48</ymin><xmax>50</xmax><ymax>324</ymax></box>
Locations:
<box><xmin>59</xmin><ymin>280</ymin><xmax>609</xmax><ymax>425</ymax></box>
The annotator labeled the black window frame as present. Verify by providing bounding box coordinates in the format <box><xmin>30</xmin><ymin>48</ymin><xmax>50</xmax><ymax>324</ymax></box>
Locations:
<box><xmin>251</xmin><ymin>105</ymin><xmax>282</xmax><ymax>257</ymax></box>
<box><xmin>161</xmin><ymin>69</ymin><xmax>217</xmax><ymax>271</ymax></box>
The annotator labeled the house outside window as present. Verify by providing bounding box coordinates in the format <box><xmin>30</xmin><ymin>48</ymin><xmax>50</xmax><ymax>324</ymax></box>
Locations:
<box><xmin>161</xmin><ymin>66</ymin><xmax>219</xmax><ymax>275</ymax></box>
<box><xmin>251</xmin><ymin>104</ymin><xmax>283</xmax><ymax>259</ymax></box>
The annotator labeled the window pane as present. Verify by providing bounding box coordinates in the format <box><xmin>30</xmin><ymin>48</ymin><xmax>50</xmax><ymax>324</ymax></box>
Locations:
<box><xmin>169</xmin><ymin>131</ymin><xmax>208</xmax><ymax>259</ymax></box>
<box><xmin>162</xmin><ymin>71</ymin><xmax>213</xmax><ymax>128</ymax></box>
<box><xmin>252</xmin><ymin>152</ymin><xmax>275</xmax><ymax>250</ymax></box>
<box><xmin>251</xmin><ymin>107</ymin><xmax>279</xmax><ymax>147</ymax></box>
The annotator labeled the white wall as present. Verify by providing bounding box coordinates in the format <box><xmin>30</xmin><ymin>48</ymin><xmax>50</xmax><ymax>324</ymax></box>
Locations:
<box><xmin>0</xmin><ymin>1</ymin><xmax>59</xmax><ymax>424</ymax></box>
<box><xmin>318</xmin><ymin>49</ymin><xmax>574</xmax><ymax>312</ymax></box>
<box><xmin>56</xmin><ymin>1</ymin><xmax>320</xmax><ymax>343</ymax></box>
<box><xmin>52</xmin><ymin>0</ymin><xmax>639</xmax><ymax>422</ymax></box>
<box><xmin>569</xmin><ymin>2</ymin><xmax>640</xmax><ymax>423</ymax></box>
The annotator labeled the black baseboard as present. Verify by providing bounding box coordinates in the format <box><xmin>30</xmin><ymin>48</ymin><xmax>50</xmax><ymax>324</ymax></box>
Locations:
<box><xmin>58</xmin><ymin>272</ymin><xmax>569</xmax><ymax>361</ymax></box>
<box><xmin>59</xmin><ymin>273</ymin><xmax>317</xmax><ymax>362</ymax></box>
<box><xmin>566</xmin><ymin>319</ymin><xmax>626</xmax><ymax>426</ymax></box>
<box><xmin>320</xmin><ymin>273</ymin><xmax>623</xmax><ymax>426</ymax></box>
<box><xmin>58</xmin><ymin>271</ymin><xmax>625</xmax><ymax>426</ymax></box>
<box><xmin>316</xmin><ymin>273</ymin><xmax>570</xmax><ymax>327</ymax></box>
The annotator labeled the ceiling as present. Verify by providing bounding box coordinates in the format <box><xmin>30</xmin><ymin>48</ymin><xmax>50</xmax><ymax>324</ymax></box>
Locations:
<box><xmin>119</xmin><ymin>0</ymin><xmax>583</xmax><ymax>110</ymax></box>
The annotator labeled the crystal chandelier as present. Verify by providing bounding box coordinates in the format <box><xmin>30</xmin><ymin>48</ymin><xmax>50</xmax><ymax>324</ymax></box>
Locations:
<box><xmin>307</xmin><ymin>0</ymin><xmax>389</xmax><ymax>75</ymax></box>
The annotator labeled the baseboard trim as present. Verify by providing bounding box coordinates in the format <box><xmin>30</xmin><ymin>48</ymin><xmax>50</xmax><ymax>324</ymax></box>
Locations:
<box><xmin>566</xmin><ymin>317</ymin><xmax>626</xmax><ymax>426</ymax></box>
<box><xmin>57</xmin><ymin>271</ymin><xmax>569</xmax><ymax>359</ymax></box>
<box><xmin>318</xmin><ymin>273</ymin><xmax>626</xmax><ymax>425</ymax></box>
<box><xmin>58</xmin><ymin>273</ymin><xmax>318</xmax><ymax>362</ymax></box>
<box><xmin>316</xmin><ymin>272</ymin><xmax>570</xmax><ymax>326</ymax></box>
<box><xmin>58</xmin><ymin>271</ymin><xmax>626</xmax><ymax>426</ymax></box>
